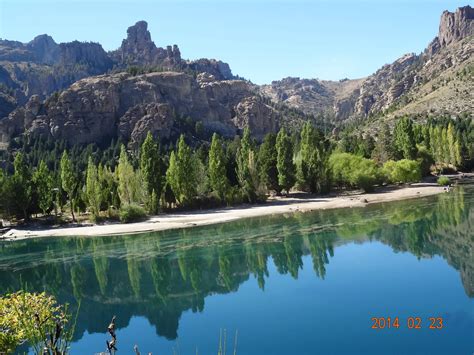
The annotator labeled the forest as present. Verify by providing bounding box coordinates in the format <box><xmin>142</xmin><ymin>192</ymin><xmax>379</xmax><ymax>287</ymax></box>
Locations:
<box><xmin>0</xmin><ymin>115</ymin><xmax>472</xmax><ymax>224</ymax></box>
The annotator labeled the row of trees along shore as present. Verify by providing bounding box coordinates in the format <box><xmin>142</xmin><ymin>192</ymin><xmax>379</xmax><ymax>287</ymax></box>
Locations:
<box><xmin>0</xmin><ymin>116</ymin><xmax>472</xmax><ymax>223</ymax></box>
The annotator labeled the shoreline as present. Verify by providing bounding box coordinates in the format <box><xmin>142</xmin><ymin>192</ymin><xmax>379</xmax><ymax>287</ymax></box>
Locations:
<box><xmin>0</xmin><ymin>183</ymin><xmax>447</xmax><ymax>242</ymax></box>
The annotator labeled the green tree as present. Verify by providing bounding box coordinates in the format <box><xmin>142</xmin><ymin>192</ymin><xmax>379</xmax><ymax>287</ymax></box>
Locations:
<box><xmin>60</xmin><ymin>151</ymin><xmax>78</xmax><ymax>221</ymax></box>
<box><xmin>13</xmin><ymin>152</ymin><xmax>33</xmax><ymax>220</ymax></box>
<box><xmin>208</xmin><ymin>133</ymin><xmax>229</xmax><ymax>201</ymax></box>
<box><xmin>258</xmin><ymin>133</ymin><xmax>280</xmax><ymax>193</ymax></box>
<box><xmin>140</xmin><ymin>132</ymin><xmax>163</xmax><ymax>214</ymax></box>
<box><xmin>166</xmin><ymin>135</ymin><xmax>197</xmax><ymax>205</ymax></box>
<box><xmin>32</xmin><ymin>160</ymin><xmax>53</xmax><ymax>216</ymax></box>
<box><xmin>117</xmin><ymin>145</ymin><xmax>142</xmax><ymax>206</ymax></box>
<box><xmin>276</xmin><ymin>128</ymin><xmax>295</xmax><ymax>194</ymax></box>
<box><xmin>372</xmin><ymin>123</ymin><xmax>395</xmax><ymax>163</ymax></box>
<box><xmin>393</xmin><ymin>117</ymin><xmax>416</xmax><ymax>159</ymax></box>
<box><xmin>297</xmin><ymin>122</ymin><xmax>329</xmax><ymax>193</ymax></box>
<box><xmin>85</xmin><ymin>156</ymin><xmax>101</xmax><ymax>221</ymax></box>
<box><xmin>236</xmin><ymin>127</ymin><xmax>258</xmax><ymax>202</ymax></box>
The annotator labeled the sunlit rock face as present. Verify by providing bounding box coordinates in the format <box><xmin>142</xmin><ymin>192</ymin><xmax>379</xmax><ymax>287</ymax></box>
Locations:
<box><xmin>0</xmin><ymin>71</ymin><xmax>280</xmax><ymax>148</ymax></box>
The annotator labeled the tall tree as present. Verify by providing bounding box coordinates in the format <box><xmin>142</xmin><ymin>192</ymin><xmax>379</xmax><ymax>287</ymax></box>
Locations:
<box><xmin>258</xmin><ymin>133</ymin><xmax>280</xmax><ymax>193</ymax></box>
<box><xmin>60</xmin><ymin>151</ymin><xmax>77</xmax><ymax>221</ymax></box>
<box><xmin>236</xmin><ymin>127</ymin><xmax>258</xmax><ymax>202</ymax></box>
<box><xmin>117</xmin><ymin>145</ymin><xmax>141</xmax><ymax>206</ymax></box>
<box><xmin>297</xmin><ymin>122</ymin><xmax>329</xmax><ymax>193</ymax></box>
<box><xmin>86</xmin><ymin>156</ymin><xmax>101</xmax><ymax>220</ymax></box>
<box><xmin>276</xmin><ymin>128</ymin><xmax>295</xmax><ymax>194</ymax></box>
<box><xmin>208</xmin><ymin>133</ymin><xmax>229</xmax><ymax>201</ymax></box>
<box><xmin>372</xmin><ymin>123</ymin><xmax>395</xmax><ymax>164</ymax></box>
<box><xmin>33</xmin><ymin>160</ymin><xmax>53</xmax><ymax>216</ymax></box>
<box><xmin>140</xmin><ymin>132</ymin><xmax>162</xmax><ymax>213</ymax></box>
<box><xmin>393</xmin><ymin>117</ymin><xmax>416</xmax><ymax>159</ymax></box>
<box><xmin>166</xmin><ymin>135</ymin><xmax>197</xmax><ymax>205</ymax></box>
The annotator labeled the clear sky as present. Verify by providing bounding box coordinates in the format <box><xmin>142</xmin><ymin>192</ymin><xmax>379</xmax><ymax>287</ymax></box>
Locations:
<box><xmin>0</xmin><ymin>0</ymin><xmax>470</xmax><ymax>84</ymax></box>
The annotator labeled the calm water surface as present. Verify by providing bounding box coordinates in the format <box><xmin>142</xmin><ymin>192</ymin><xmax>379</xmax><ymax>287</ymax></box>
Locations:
<box><xmin>1</xmin><ymin>186</ymin><xmax>473</xmax><ymax>354</ymax></box>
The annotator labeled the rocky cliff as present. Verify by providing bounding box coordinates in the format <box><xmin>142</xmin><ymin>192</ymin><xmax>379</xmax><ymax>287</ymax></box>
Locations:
<box><xmin>262</xmin><ymin>5</ymin><xmax>473</xmax><ymax>122</ymax></box>
<box><xmin>0</xmin><ymin>71</ymin><xmax>281</xmax><ymax>149</ymax></box>
<box><xmin>0</xmin><ymin>21</ymin><xmax>234</xmax><ymax>120</ymax></box>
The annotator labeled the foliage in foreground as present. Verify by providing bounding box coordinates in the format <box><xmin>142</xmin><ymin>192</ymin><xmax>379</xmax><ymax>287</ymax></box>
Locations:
<box><xmin>0</xmin><ymin>291</ymin><xmax>74</xmax><ymax>354</ymax></box>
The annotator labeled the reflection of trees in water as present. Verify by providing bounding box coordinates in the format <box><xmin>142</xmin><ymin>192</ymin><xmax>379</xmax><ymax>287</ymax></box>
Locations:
<box><xmin>0</xmin><ymin>186</ymin><xmax>472</xmax><ymax>340</ymax></box>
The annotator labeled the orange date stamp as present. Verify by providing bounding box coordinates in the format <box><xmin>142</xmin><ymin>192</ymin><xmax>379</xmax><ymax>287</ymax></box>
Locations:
<box><xmin>371</xmin><ymin>317</ymin><xmax>444</xmax><ymax>329</ymax></box>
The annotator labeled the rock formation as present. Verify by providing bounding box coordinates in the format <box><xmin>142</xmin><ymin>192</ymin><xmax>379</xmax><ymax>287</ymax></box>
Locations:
<box><xmin>262</xmin><ymin>5</ymin><xmax>473</xmax><ymax>121</ymax></box>
<box><xmin>0</xmin><ymin>71</ymin><xmax>281</xmax><ymax>149</ymax></box>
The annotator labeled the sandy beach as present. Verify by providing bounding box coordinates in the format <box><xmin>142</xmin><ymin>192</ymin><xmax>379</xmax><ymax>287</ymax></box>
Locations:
<box><xmin>0</xmin><ymin>183</ymin><xmax>445</xmax><ymax>241</ymax></box>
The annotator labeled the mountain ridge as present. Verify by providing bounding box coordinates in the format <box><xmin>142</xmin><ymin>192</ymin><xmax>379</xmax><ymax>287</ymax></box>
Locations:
<box><xmin>0</xmin><ymin>5</ymin><xmax>472</xmax><ymax>150</ymax></box>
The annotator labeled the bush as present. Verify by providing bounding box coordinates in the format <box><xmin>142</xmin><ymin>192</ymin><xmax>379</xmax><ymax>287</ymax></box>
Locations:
<box><xmin>382</xmin><ymin>159</ymin><xmax>422</xmax><ymax>184</ymax></box>
<box><xmin>119</xmin><ymin>204</ymin><xmax>147</xmax><ymax>223</ymax></box>
<box><xmin>437</xmin><ymin>176</ymin><xmax>450</xmax><ymax>186</ymax></box>
<box><xmin>329</xmin><ymin>152</ymin><xmax>380</xmax><ymax>192</ymax></box>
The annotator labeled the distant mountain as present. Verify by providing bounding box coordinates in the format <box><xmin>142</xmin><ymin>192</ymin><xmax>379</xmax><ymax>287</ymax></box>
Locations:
<box><xmin>0</xmin><ymin>20</ymin><xmax>233</xmax><ymax>117</ymax></box>
<box><xmin>0</xmin><ymin>6</ymin><xmax>472</xmax><ymax>150</ymax></box>
<box><xmin>261</xmin><ymin>5</ymin><xmax>473</xmax><ymax>122</ymax></box>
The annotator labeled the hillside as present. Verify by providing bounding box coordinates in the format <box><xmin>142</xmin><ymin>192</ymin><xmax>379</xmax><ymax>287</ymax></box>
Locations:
<box><xmin>261</xmin><ymin>5</ymin><xmax>473</xmax><ymax>122</ymax></box>
<box><xmin>0</xmin><ymin>5</ymin><xmax>472</xmax><ymax>151</ymax></box>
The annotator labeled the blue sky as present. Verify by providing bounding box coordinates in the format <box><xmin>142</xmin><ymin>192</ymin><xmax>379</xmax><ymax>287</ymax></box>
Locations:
<box><xmin>0</xmin><ymin>0</ymin><xmax>469</xmax><ymax>84</ymax></box>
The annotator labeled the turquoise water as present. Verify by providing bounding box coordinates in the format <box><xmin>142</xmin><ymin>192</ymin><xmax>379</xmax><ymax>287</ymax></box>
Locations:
<box><xmin>1</xmin><ymin>186</ymin><xmax>473</xmax><ymax>354</ymax></box>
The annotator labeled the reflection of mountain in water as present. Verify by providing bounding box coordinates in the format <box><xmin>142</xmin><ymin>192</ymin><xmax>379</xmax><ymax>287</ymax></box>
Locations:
<box><xmin>0</xmin><ymin>186</ymin><xmax>472</xmax><ymax>341</ymax></box>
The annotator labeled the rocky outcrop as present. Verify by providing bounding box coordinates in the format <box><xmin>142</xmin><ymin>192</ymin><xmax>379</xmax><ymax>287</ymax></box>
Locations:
<box><xmin>188</xmin><ymin>59</ymin><xmax>233</xmax><ymax>80</ymax></box>
<box><xmin>0</xmin><ymin>20</ymin><xmax>235</xmax><ymax>120</ymax></box>
<box><xmin>0</xmin><ymin>71</ymin><xmax>280</xmax><ymax>148</ymax></box>
<box><xmin>263</xmin><ymin>5</ymin><xmax>473</xmax><ymax>122</ymax></box>
<box><xmin>439</xmin><ymin>5</ymin><xmax>474</xmax><ymax>47</ymax></box>
<box><xmin>59</xmin><ymin>41</ymin><xmax>113</xmax><ymax>74</ymax></box>
<box><xmin>111</xmin><ymin>21</ymin><xmax>181</xmax><ymax>68</ymax></box>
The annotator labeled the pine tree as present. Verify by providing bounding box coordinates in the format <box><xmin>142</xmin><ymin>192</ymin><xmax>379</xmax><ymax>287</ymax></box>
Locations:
<box><xmin>86</xmin><ymin>156</ymin><xmax>101</xmax><ymax>220</ymax></box>
<box><xmin>208</xmin><ymin>133</ymin><xmax>229</xmax><ymax>201</ymax></box>
<box><xmin>258</xmin><ymin>133</ymin><xmax>280</xmax><ymax>193</ymax></box>
<box><xmin>60</xmin><ymin>151</ymin><xmax>77</xmax><ymax>221</ymax></box>
<box><xmin>276</xmin><ymin>128</ymin><xmax>295</xmax><ymax>194</ymax></box>
<box><xmin>140</xmin><ymin>132</ymin><xmax>163</xmax><ymax>213</ymax></box>
<box><xmin>33</xmin><ymin>160</ymin><xmax>53</xmax><ymax>216</ymax></box>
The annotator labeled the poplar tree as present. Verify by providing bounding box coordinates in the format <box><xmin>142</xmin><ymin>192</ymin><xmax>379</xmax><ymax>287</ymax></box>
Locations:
<box><xmin>86</xmin><ymin>156</ymin><xmax>101</xmax><ymax>220</ymax></box>
<box><xmin>297</xmin><ymin>122</ymin><xmax>327</xmax><ymax>193</ymax></box>
<box><xmin>208</xmin><ymin>133</ymin><xmax>229</xmax><ymax>201</ymax></box>
<box><xmin>140</xmin><ymin>132</ymin><xmax>162</xmax><ymax>213</ymax></box>
<box><xmin>236</xmin><ymin>127</ymin><xmax>258</xmax><ymax>202</ymax></box>
<box><xmin>166</xmin><ymin>135</ymin><xmax>197</xmax><ymax>205</ymax></box>
<box><xmin>258</xmin><ymin>133</ymin><xmax>279</xmax><ymax>193</ymax></box>
<box><xmin>33</xmin><ymin>160</ymin><xmax>53</xmax><ymax>216</ymax></box>
<box><xmin>60</xmin><ymin>151</ymin><xmax>77</xmax><ymax>221</ymax></box>
<box><xmin>117</xmin><ymin>145</ymin><xmax>136</xmax><ymax>206</ymax></box>
<box><xmin>276</xmin><ymin>128</ymin><xmax>295</xmax><ymax>194</ymax></box>
<box><xmin>393</xmin><ymin>117</ymin><xmax>416</xmax><ymax>159</ymax></box>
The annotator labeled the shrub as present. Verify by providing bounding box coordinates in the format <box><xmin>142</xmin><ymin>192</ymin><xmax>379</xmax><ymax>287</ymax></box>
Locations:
<box><xmin>0</xmin><ymin>291</ymin><xmax>73</xmax><ymax>354</ymax></box>
<box><xmin>329</xmin><ymin>152</ymin><xmax>380</xmax><ymax>192</ymax></box>
<box><xmin>437</xmin><ymin>176</ymin><xmax>450</xmax><ymax>186</ymax></box>
<box><xmin>119</xmin><ymin>204</ymin><xmax>147</xmax><ymax>223</ymax></box>
<box><xmin>382</xmin><ymin>159</ymin><xmax>422</xmax><ymax>184</ymax></box>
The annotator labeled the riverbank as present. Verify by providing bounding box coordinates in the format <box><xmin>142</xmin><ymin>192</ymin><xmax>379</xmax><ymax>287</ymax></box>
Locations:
<box><xmin>0</xmin><ymin>183</ymin><xmax>447</xmax><ymax>242</ymax></box>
